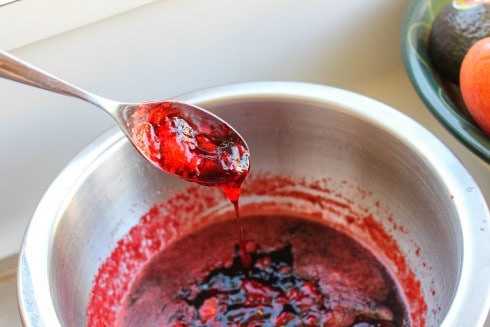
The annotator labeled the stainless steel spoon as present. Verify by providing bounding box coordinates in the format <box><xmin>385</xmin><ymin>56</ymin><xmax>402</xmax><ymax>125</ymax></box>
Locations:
<box><xmin>0</xmin><ymin>50</ymin><xmax>250</xmax><ymax>187</ymax></box>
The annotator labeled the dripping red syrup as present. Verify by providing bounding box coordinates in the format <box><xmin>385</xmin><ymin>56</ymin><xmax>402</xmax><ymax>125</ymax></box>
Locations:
<box><xmin>131</xmin><ymin>101</ymin><xmax>251</xmax><ymax>266</ymax></box>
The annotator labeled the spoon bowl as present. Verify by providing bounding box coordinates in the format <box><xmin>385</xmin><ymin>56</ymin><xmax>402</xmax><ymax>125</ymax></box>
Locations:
<box><xmin>0</xmin><ymin>51</ymin><xmax>250</xmax><ymax>188</ymax></box>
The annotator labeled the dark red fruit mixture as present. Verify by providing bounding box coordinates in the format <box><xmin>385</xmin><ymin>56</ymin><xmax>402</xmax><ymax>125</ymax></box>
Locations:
<box><xmin>117</xmin><ymin>216</ymin><xmax>409</xmax><ymax>327</ymax></box>
<box><xmin>169</xmin><ymin>244</ymin><xmax>399</xmax><ymax>327</ymax></box>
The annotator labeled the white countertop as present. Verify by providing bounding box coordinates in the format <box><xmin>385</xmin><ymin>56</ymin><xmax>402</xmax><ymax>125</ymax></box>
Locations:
<box><xmin>0</xmin><ymin>0</ymin><xmax>488</xmax><ymax>325</ymax></box>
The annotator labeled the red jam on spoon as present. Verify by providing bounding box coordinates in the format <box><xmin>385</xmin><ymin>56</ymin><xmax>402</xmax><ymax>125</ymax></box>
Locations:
<box><xmin>131</xmin><ymin>101</ymin><xmax>250</xmax><ymax>192</ymax></box>
<box><xmin>131</xmin><ymin>101</ymin><xmax>251</xmax><ymax>264</ymax></box>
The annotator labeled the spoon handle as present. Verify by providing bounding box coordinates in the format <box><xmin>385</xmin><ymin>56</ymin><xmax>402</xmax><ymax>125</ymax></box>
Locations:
<box><xmin>0</xmin><ymin>50</ymin><xmax>113</xmax><ymax>110</ymax></box>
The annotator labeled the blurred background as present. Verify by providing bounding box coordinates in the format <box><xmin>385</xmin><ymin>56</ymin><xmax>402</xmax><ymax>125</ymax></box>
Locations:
<box><xmin>0</xmin><ymin>0</ymin><xmax>488</xmax><ymax>324</ymax></box>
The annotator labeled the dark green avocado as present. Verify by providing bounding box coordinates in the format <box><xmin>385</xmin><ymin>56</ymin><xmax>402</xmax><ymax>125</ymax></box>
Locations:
<box><xmin>428</xmin><ymin>2</ymin><xmax>490</xmax><ymax>84</ymax></box>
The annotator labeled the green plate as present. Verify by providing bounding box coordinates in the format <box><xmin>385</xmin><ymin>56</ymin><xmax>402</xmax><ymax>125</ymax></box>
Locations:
<box><xmin>401</xmin><ymin>0</ymin><xmax>490</xmax><ymax>163</ymax></box>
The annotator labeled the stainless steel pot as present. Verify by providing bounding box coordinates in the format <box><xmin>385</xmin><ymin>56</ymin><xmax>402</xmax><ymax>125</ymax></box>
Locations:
<box><xmin>18</xmin><ymin>82</ymin><xmax>490</xmax><ymax>326</ymax></box>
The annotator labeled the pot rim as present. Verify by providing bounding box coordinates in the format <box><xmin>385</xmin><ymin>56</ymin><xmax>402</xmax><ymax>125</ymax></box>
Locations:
<box><xmin>17</xmin><ymin>81</ymin><xmax>490</xmax><ymax>327</ymax></box>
